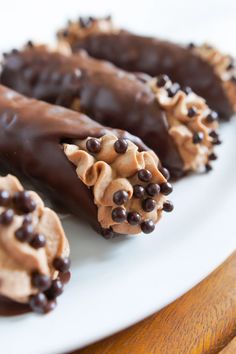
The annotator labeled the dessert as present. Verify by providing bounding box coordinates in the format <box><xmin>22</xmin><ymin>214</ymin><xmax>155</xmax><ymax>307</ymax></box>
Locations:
<box><xmin>0</xmin><ymin>174</ymin><xmax>70</xmax><ymax>314</ymax></box>
<box><xmin>0</xmin><ymin>45</ymin><xmax>219</xmax><ymax>178</ymax></box>
<box><xmin>0</xmin><ymin>85</ymin><xmax>172</xmax><ymax>237</ymax></box>
<box><xmin>57</xmin><ymin>16</ymin><xmax>236</xmax><ymax>120</ymax></box>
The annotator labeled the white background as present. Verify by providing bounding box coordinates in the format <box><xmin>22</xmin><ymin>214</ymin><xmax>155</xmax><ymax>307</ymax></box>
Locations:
<box><xmin>0</xmin><ymin>0</ymin><xmax>236</xmax><ymax>54</ymax></box>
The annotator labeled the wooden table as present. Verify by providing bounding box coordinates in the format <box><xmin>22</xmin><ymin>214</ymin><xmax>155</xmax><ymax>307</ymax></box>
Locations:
<box><xmin>72</xmin><ymin>252</ymin><xmax>236</xmax><ymax>354</ymax></box>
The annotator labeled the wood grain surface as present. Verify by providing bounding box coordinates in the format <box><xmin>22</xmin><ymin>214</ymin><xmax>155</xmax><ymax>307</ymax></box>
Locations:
<box><xmin>72</xmin><ymin>252</ymin><xmax>236</xmax><ymax>354</ymax></box>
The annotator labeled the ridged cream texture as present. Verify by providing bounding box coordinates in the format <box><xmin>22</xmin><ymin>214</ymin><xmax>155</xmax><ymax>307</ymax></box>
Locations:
<box><xmin>149</xmin><ymin>79</ymin><xmax>218</xmax><ymax>172</ymax></box>
<box><xmin>193</xmin><ymin>44</ymin><xmax>236</xmax><ymax>113</ymax></box>
<box><xmin>64</xmin><ymin>134</ymin><xmax>167</xmax><ymax>235</ymax></box>
<box><xmin>0</xmin><ymin>175</ymin><xmax>69</xmax><ymax>303</ymax></box>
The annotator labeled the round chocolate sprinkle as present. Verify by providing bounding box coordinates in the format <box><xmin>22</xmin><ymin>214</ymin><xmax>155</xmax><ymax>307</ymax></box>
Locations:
<box><xmin>156</xmin><ymin>74</ymin><xmax>169</xmax><ymax>88</ymax></box>
<box><xmin>141</xmin><ymin>220</ymin><xmax>155</xmax><ymax>234</ymax></box>
<box><xmin>53</xmin><ymin>257</ymin><xmax>71</xmax><ymax>273</ymax></box>
<box><xmin>0</xmin><ymin>209</ymin><xmax>14</xmax><ymax>225</ymax></box>
<box><xmin>192</xmin><ymin>132</ymin><xmax>204</xmax><ymax>144</ymax></box>
<box><xmin>133</xmin><ymin>185</ymin><xmax>145</xmax><ymax>199</ymax></box>
<box><xmin>205</xmin><ymin>163</ymin><xmax>212</xmax><ymax>172</ymax></box>
<box><xmin>183</xmin><ymin>86</ymin><xmax>192</xmax><ymax>95</ymax></box>
<box><xmin>188</xmin><ymin>42</ymin><xmax>195</xmax><ymax>49</ymax></box>
<box><xmin>113</xmin><ymin>190</ymin><xmax>129</xmax><ymax>205</ymax></box>
<box><xmin>111</xmin><ymin>207</ymin><xmax>127</xmax><ymax>223</ymax></box>
<box><xmin>62</xmin><ymin>30</ymin><xmax>68</xmax><ymax>37</ymax></box>
<box><xmin>159</xmin><ymin>166</ymin><xmax>170</xmax><ymax>180</ymax></box>
<box><xmin>146</xmin><ymin>183</ymin><xmax>160</xmax><ymax>197</ymax></box>
<box><xmin>0</xmin><ymin>190</ymin><xmax>10</xmax><ymax>206</ymax></box>
<box><xmin>167</xmin><ymin>83</ymin><xmax>180</xmax><ymax>98</ymax></box>
<box><xmin>227</xmin><ymin>61</ymin><xmax>235</xmax><ymax>70</ymax></box>
<box><xmin>30</xmin><ymin>233</ymin><xmax>46</xmax><ymax>249</ymax></box>
<box><xmin>142</xmin><ymin>198</ymin><xmax>156</xmax><ymax>212</ymax></box>
<box><xmin>13</xmin><ymin>191</ymin><xmax>36</xmax><ymax>214</ymax></box>
<box><xmin>86</xmin><ymin>138</ymin><xmax>101</xmax><ymax>154</ymax></box>
<box><xmin>138</xmin><ymin>169</ymin><xmax>152</xmax><ymax>182</ymax></box>
<box><xmin>114</xmin><ymin>139</ymin><xmax>128</xmax><ymax>154</ymax></box>
<box><xmin>160</xmin><ymin>182</ymin><xmax>173</xmax><ymax>196</ymax></box>
<box><xmin>212</xmin><ymin>138</ymin><xmax>222</xmax><ymax>145</ymax></box>
<box><xmin>206</xmin><ymin>111</ymin><xmax>218</xmax><ymax>123</ymax></box>
<box><xmin>163</xmin><ymin>201</ymin><xmax>174</xmax><ymax>212</ymax></box>
<box><xmin>15</xmin><ymin>224</ymin><xmax>34</xmax><ymax>242</ymax></box>
<box><xmin>27</xmin><ymin>40</ymin><xmax>34</xmax><ymax>48</ymax></box>
<box><xmin>209</xmin><ymin>130</ymin><xmax>218</xmax><ymax>139</ymax></box>
<box><xmin>31</xmin><ymin>272</ymin><xmax>52</xmax><ymax>292</ymax></box>
<box><xmin>59</xmin><ymin>271</ymin><xmax>71</xmax><ymax>285</ymax></box>
<box><xmin>29</xmin><ymin>293</ymin><xmax>48</xmax><ymax>314</ymax></box>
<box><xmin>101</xmin><ymin>227</ymin><xmax>114</xmax><ymax>239</ymax></box>
<box><xmin>127</xmin><ymin>212</ymin><xmax>141</xmax><ymax>225</ymax></box>
<box><xmin>46</xmin><ymin>279</ymin><xmax>64</xmax><ymax>300</ymax></box>
<box><xmin>187</xmin><ymin>107</ymin><xmax>197</xmax><ymax>118</ymax></box>
<box><xmin>209</xmin><ymin>152</ymin><xmax>217</xmax><ymax>161</ymax></box>
<box><xmin>44</xmin><ymin>300</ymin><xmax>57</xmax><ymax>314</ymax></box>
<box><xmin>12</xmin><ymin>49</ymin><xmax>18</xmax><ymax>54</ymax></box>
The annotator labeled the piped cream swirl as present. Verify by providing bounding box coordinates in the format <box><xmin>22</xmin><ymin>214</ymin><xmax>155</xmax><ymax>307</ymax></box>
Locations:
<box><xmin>64</xmin><ymin>134</ymin><xmax>172</xmax><ymax>236</ymax></box>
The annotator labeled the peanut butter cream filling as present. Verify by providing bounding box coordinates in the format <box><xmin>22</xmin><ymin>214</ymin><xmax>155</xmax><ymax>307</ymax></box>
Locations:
<box><xmin>149</xmin><ymin>76</ymin><xmax>219</xmax><ymax>172</ymax></box>
<box><xmin>0</xmin><ymin>175</ymin><xmax>70</xmax><ymax>314</ymax></box>
<box><xmin>64</xmin><ymin>134</ymin><xmax>173</xmax><ymax>236</ymax></box>
<box><xmin>191</xmin><ymin>44</ymin><xmax>236</xmax><ymax>113</ymax></box>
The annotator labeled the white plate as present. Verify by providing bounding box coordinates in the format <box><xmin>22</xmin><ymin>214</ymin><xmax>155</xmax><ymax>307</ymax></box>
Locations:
<box><xmin>0</xmin><ymin>1</ymin><xmax>236</xmax><ymax>353</ymax></box>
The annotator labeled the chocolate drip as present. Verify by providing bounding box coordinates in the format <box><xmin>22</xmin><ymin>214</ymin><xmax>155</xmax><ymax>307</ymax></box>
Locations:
<box><xmin>69</xmin><ymin>32</ymin><xmax>233</xmax><ymax>120</ymax></box>
<box><xmin>0</xmin><ymin>85</ymin><xmax>145</xmax><ymax>234</ymax></box>
<box><xmin>0</xmin><ymin>48</ymin><xmax>184</xmax><ymax>177</ymax></box>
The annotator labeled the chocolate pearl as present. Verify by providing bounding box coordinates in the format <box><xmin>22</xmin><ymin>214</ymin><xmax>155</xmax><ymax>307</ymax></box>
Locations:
<box><xmin>113</xmin><ymin>190</ymin><xmax>129</xmax><ymax>205</ymax></box>
<box><xmin>146</xmin><ymin>183</ymin><xmax>160</xmax><ymax>197</ymax></box>
<box><xmin>0</xmin><ymin>190</ymin><xmax>11</xmax><ymax>206</ymax></box>
<box><xmin>212</xmin><ymin>138</ymin><xmax>222</xmax><ymax>145</ymax></box>
<box><xmin>53</xmin><ymin>257</ymin><xmax>71</xmax><ymax>273</ymax></box>
<box><xmin>0</xmin><ymin>209</ymin><xmax>14</xmax><ymax>225</ymax></box>
<box><xmin>183</xmin><ymin>86</ymin><xmax>192</xmax><ymax>95</ymax></box>
<box><xmin>114</xmin><ymin>139</ymin><xmax>128</xmax><ymax>154</ymax></box>
<box><xmin>59</xmin><ymin>271</ymin><xmax>71</xmax><ymax>285</ymax></box>
<box><xmin>167</xmin><ymin>83</ymin><xmax>180</xmax><ymax>98</ymax></box>
<box><xmin>29</xmin><ymin>293</ymin><xmax>47</xmax><ymax>314</ymax></box>
<box><xmin>156</xmin><ymin>74</ymin><xmax>169</xmax><ymax>87</ymax></box>
<box><xmin>26</xmin><ymin>40</ymin><xmax>34</xmax><ymax>48</ymax></box>
<box><xmin>163</xmin><ymin>201</ymin><xmax>174</xmax><ymax>212</ymax></box>
<box><xmin>205</xmin><ymin>163</ymin><xmax>212</xmax><ymax>172</ymax></box>
<box><xmin>30</xmin><ymin>233</ymin><xmax>46</xmax><ymax>249</ymax></box>
<box><xmin>187</xmin><ymin>107</ymin><xmax>197</xmax><ymax>118</ymax></box>
<box><xmin>13</xmin><ymin>191</ymin><xmax>36</xmax><ymax>213</ymax></box>
<box><xmin>227</xmin><ymin>61</ymin><xmax>235</xmax><ymax>70</ymax></box>
<box><xmin>160</xmin><ymin>182</ymin><xmax>173</xmax><ymax>196</ymax></box>
<box><xmin>138</xmin><ymin>169</ymin><xmax>152</xmax><ymax>182</ymax></box>
<box><xmin>159</xmin><ymin>166</ymin><xmax>170</xmax><ymax>180</ymax></box>
<box><xmin>101</xmin><ymin>227</ymin><xmax>114</xmax><ymax>239</ymax></box>
<box><xmin>127</xmin><ymin>212</ymin><xmax>141</xmax><ymax>225</ymax></box>
<box><xmin>15</xmin><ymin>224</ymin><xmax>34</xmax><ymax>242</ymax></box>
<box><xmin>31</xmin><ymin>272</ymin><xmax>52</xmax><ymax>292</ymax></box>
<box><xmin>62</xmin><ymin>30</ymin><xmax>68</xmax><ymax>37</ymax></box>
<box><xmin>141</xmin><ymin>220</ymin><xmax>155</xmax><ymax>234</ymax></box>
<box><xmin>209</xmin><ymin>130</ymin><xmax>218</xmax><ymax>139</ymax></box>
<box><xmin>133</xmin><ymin>185</ymin><xmax>145</xmax><ymax>199</ymax></box>
<box><xmin>111</xmin><ymin>207</ymin><xmax>127</xmax><ymax>223</ymax></box>
<box><xmin>44</xmin><ymin>300</ymin><xmax>57</xmax><ymax>314</ymax></box>
<box><xmin>46</xmin><ymin>279</ymin><xmax>64</xmax><ymax>300</ymax></box>
<box><xmin>86</xmin><ymin>138</ymin><xmax>101</xmax><ymax>154</ymax></box>
<box><xmin>12</xmin><ymin>49</ymin><xmax>18</xmax><ymax>54</ymax></box>
<box><xmin>142</xmin><ymin>198</ymin><xmax>156</xmax><ymax>212</ymax></box>
<box><xmin>206</xmin><ymin>111</ymin><xmax>218</xmax><ymax>123</ymax></box>
<box><xmin>23</xmin><ymin>214</ymin><xmax>32</xmax><ymax>225</ymax></box>
<box><xmin>188</xmin><ymin>42</ymin><xmax>195</xmax><ymax>49</ymax></box>
<box><xmin>209</xmin><ymin>152</ymin><xmax>217</xmax><ymax>161</ymax></box>
<box><xmin>192</xmin><ymin>132</ymin><xmax>204</xmax><ymax>144</ymax></box>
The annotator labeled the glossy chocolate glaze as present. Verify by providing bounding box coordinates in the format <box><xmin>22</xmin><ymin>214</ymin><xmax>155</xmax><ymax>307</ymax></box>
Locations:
<box><xmin>69</xmin><ymin>31</ymin><xmax>233</xmax><ymax>120</ymax></box>
<box><xmin>0</xmin><ymin>47</ymin><xmax>184</xmax><ymax>177</ymax></box>
<box><xmin>0</xmin><ymin>85</ymin><xmax>144</xmax><ymax>234</ymax></box>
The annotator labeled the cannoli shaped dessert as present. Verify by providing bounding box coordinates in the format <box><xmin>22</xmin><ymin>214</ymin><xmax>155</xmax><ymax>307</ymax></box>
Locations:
<box><xmin>0</xmin><ymin>174</ymin><xmax>70</xmax><ymax>314</ymax></box>
<box><xmin>0</xmin><ymin>85</ymin><xmax>172</xmax><ymax>237</ymax></box>
<box><xmin>0</xmin><ymin>45</ymin><xmax>219</xmax><ymax>179</ymax></box>
<box><xmin>57</xmin><ymin>16</ymin><xmax>236</xmax><ymax>120</ymax></box>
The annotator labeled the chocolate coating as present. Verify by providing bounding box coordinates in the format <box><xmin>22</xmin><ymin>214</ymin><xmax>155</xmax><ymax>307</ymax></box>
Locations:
<box><xmin>69</xmin><ymin>31</ymin><xmax>233</xmax><ymax>119</ymax></box>
<box><xmin>0</xmin><ymin>85</ymin><xmax>144</xmax><ymax>235</ymax></box>
<box><xmin>0</xmin><ymin>47</ymin><xmax>185</xmax><ymax>177</ymax></box>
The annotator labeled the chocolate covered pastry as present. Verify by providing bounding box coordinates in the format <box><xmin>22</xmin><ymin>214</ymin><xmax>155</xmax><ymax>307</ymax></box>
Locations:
<box><xmin>0</xmin><ymin>174</ymin><xmax>70</xmax><ymax>314</ymax></box>
<box><xmin>0</xmin><ymin>85</ymin><xmax>172</xmax><ymax>237</ymax></box>
<box><xmin>0</xmin><ymin>45</ymin><xmax>219</xmax><ymax>178</ymax></box>
<box><xmin>57</xmin><ymin>16</ymin><xmax>236</xmax><ymax>120</ymax></box>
